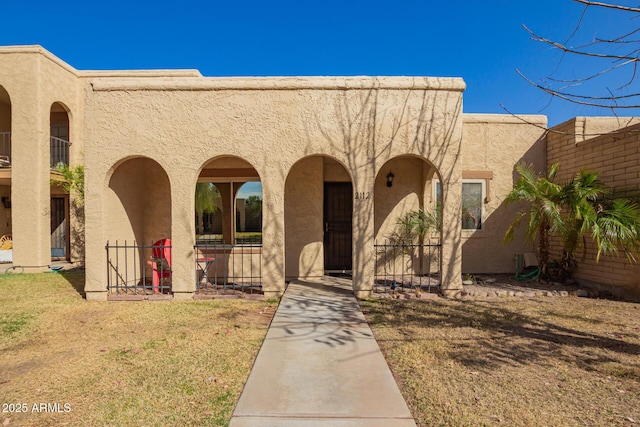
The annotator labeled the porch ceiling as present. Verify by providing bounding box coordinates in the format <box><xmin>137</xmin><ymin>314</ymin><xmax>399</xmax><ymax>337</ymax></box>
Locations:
<box><xmin>199</xmin><ymin>167</ymin><xmax>259</xmax><ymax>181</ymax></box>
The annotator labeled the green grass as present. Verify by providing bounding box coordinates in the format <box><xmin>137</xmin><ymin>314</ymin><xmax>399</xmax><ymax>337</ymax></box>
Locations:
<box><xmin>0</xmin><ymin>271</ymin><xmax>275</xmax><ymax>426</ymax></box>
<box><xmin>0</xmin><ymin>313</ymin><xmax>30</xmax><ymax>334</ymax></box>
<box><xmin>361</xmin><ymin>296</ymin><xmax>640</xmax><ymax>427</ymax></box>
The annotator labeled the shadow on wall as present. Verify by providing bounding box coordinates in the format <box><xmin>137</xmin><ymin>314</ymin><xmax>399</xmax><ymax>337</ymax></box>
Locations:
<box><xmin>299</xmin><ymin>87</ymin><xmax>462</xmax><ymax>291</ymax></box>
<box><xmin>461</xmin><ymin>134</ymin><xmax>546</xmax><ymax>274</ymax></box>
<box><xmin>106</xmin><ymin>157</ymin><xmax>171</xmax><ymax>278</ymax></box>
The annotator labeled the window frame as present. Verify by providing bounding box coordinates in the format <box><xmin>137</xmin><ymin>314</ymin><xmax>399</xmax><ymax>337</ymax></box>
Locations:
<box><xmin>432</xmin><ymin>178</ymin><xmax>487</xmax><ymax>231</ymax></box>
<box><xmin>461</xmin><ymin>179</ymin><xmax>486</xmax><ymax>231</ymax></box>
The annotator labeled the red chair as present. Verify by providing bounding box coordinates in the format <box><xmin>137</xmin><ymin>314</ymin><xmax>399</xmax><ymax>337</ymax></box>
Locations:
<box><xmin>147</xmin><ymin>239</ymin><xmax>172</xmax><ymax>293</ymax></box>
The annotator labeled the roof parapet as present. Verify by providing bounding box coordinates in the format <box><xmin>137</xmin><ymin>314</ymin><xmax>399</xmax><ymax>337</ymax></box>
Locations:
<box><xmin>90</xmin><ymin>76</ymin><xmax>466</xmax><ymax>92</ymax></box>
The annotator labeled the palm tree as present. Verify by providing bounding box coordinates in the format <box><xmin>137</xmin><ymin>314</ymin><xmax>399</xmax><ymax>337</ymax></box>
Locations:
<box><xmin>503</xmin><ymin>163</ymin><xmax>564</xmax><ymax>276</ymax></box>
<box><xmin>504</xmin><ymin>163</ymin><xmax>640</xmax><ymax>280</ymax></box>
<box><xmin>556</xmin><ymin>169</ymin><xmax>640</xmax><ymax>280</ymax></box>
<box><xmin>390</xmin><ymin>205</ymin><xmax>441</xmax><ymax>246</ymax></box>
<box><xmin>387</xmin><ymin>205</ymin><xmax>441</xmax><ymax>275</ymax></box>
<box><xmin>195</xmin><ymin>183</ymin><xmax>220</xmax><ymax>236</ymax></box>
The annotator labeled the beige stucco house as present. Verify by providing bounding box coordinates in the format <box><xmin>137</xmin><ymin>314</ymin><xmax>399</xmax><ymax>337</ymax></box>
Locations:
<box><xmin>2</xmin><ymin>45</ymin><xmax>635</xmax><ymax>301</ymax></box>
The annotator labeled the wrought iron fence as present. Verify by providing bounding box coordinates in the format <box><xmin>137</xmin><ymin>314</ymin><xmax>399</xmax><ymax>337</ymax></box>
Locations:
<box><xmin>374</xmin><ymin>239</ymin><xmax>441</xmax><ymax>293</ymax></box>
<box><xmin>50</xmin><ymin>136</ymin><xmax>71</xmax><ymax>168</ymax></box>
<box><xmin>194</xmin><ymin>242</ymin><xmax>262</xmax><ymax>295</ymax></box>
<box><xmin>106</xmin><ymin>241</ymin><xmax>172</xmax><ymax>294</ymax></box>
<box><xmin>0</xmin><ymin>132</ymin><xmax>10</xmax><ymax>165</ymax></box>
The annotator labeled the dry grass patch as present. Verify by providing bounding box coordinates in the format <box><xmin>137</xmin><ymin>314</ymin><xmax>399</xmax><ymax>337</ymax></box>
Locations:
<box><xmin>361</xmin><ymin>296</ymin><xmax>640</xmax><ymax>427</ymax></box>
<box><xmin>0</xmin><ymin>271</ymin><xmax>275</xmax><ymax>426</ymax></box>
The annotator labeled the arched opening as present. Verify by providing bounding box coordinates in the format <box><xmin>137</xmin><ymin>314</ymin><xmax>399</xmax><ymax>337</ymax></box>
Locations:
<box><xmin>50</xmin><ymin>102</ymin><xmax>70</xmax><ymax>168</ymax></box>
<box><xmin>49</xmin><ymin>102</ymin><xmax>72</xmax><ymax>261</ymax></box>
<box><xmin>0</xmin><ymin>85</ymin><xmax>12</xmax><ymax>264</ymax></box>
<box><xmin>285</xmin><ymin>155</ymin><xmax>353</xmax><ymax>281</ymax></box>
<box><xmin>195</xmin><ymin>156</ymin><xmax>262</xmax><ymax>295</ymax></box>
<box><xmin>104</xmin><ymin>157</ymin><xmax>172</xmax><ymax>294</ymax></box>
<box><xmin>373</xmin><ymin>155</ymin><xmax>442</xmax><ymax>293</ymax></box>
<box><xmin>196</xmin><ymin>156</ymin><xmax>262</xmax><ymax>245</ymax></box>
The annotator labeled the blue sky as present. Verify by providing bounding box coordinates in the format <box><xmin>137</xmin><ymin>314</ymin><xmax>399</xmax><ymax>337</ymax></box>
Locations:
<box><xmin>3</xmin><ymin>0</ymin><xmax>639</xmax><ymax>128</ymax></box>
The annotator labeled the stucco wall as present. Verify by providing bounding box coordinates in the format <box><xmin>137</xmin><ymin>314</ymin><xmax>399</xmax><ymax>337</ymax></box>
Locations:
<box><xmin>0</xmin><ymin>46</ymin><xmax>80</xmax><ymax>268</ymax></box>
<box><xmin>1</xmin><ymin>45</ymin><xmax>560</xmax><ymax>299</ymax></box>
<box><xmin>547</xmin><ymin>117</ymin><xmax>640</xmax><ymax>300</ymax></box>
<box><xmin>461</xmin><ymin>114</ymin><xmax>547</xmax><ymax>274</ymax></box>
<box><xmin>83</xmin><ymin>76</ymin><xmax>465</xmax><ymax>298</ymax></box>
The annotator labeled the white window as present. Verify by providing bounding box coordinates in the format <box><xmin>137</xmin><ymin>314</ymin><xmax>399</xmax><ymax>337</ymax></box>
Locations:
<box><xmin>433</xmin><ymin>179</ymin><xmax>486</xmax><ymax>230</ymax></box>
<box><xmin>462</xmin><ymin>180</ymin><xmax>484</xmax><ymax>230</ymax></box>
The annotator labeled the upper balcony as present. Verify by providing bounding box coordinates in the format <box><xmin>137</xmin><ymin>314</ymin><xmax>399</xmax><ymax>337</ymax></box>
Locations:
<box><xmin>50</xmin><ymin>135</ymin><xmax>71</xmax><ymax>168</ymax></box>
<box><xmin>0</xmin><ymin>132</ymin><xmax>71</xmax><ymax>169</ymax></box>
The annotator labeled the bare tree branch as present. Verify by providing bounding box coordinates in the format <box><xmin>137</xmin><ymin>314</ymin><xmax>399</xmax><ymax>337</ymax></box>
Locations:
<box><xmin>517</xmin><ymin>1</ymin><xmax>640</xmax><ymax>111</ymax></box>
<box><xmin>517</xmin><ymin>69</ymin><xmax>640</xmax><ymax>108</ymax></box>
<box><xmin>499</xmin><ymin>103</ymin><xmax>640</xmax><ymax>136</ymax></box>
<box><xmin>523</xmin><ymin>25</ymin><xmax>640</xmax><ymax>62</ymax></box>
<box><xmin>572</xmin><ymin>0</ymin><xmax>640</xmax><ymax>13</ymax></box>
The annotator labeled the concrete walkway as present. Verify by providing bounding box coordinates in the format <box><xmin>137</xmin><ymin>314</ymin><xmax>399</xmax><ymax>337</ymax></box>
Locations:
<box><xmin>229</xmin><ymin>277</ymin><xmax>416</xmax><ymax>427</ymax></box>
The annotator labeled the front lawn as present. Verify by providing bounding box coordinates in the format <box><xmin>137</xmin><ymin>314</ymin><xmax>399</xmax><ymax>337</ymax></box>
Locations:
<box><xmin>361</xmin><ymin>295</ymin><xmax>640</xmax><ymax>427</ymax></box>
<box><xmin>0</xmin><ymin>271</ymin><xmax>274</xmax><ymax>426</ymax></box>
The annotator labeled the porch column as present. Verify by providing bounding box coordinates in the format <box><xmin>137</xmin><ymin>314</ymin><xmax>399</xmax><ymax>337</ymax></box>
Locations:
<box><xmin>84</xmin><ymin>162</ymin><xmax>107</xmax><ymax>300</ymax></box>
<box><xmin>352</xmin><ymin>173</ymin><xmax>375</xmax><ymax>298</ymax></box>
<box><xmin>440</xmin><ymin>177</ymin><xmax>463</xmax><ymax>297</ymax></box>
<box><xmin>11</xmin><ymin>94</ymin><xmax>50</xmax><ymax>269</ymax></box>
<box><xmin>171</xmin><ymin>173</ymin><xmax>197</xmax><ymax>300</ymax></box>
<box><xmin>261</xmin><ymin>172</ymin><xmax>285</xmax><ymax>298</ymax></box>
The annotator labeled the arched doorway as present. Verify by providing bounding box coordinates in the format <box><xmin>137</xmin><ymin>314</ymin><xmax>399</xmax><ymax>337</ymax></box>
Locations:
<box><xmin>50</xmin><ymin>102</ymin><xmax>72</xmax><ymax>260</ymax></box>
<box><xmin>104</xmin><ymin>157</ymin><xmax>171</xmax><ymax>294</ymax></box>
<box><xmin>285</xmin><ymin>155</ymin><xmax>353</xmax><ymax>280</ymax></box>
<box><xmin>373</xmin><ymin>155</ymin><xmax>442</xmax><ymax>292</ymax></box>
<box><xmin>0</xmin><ymin>86</ymin><xmax>11</xmax><ymax>263</ymax></box>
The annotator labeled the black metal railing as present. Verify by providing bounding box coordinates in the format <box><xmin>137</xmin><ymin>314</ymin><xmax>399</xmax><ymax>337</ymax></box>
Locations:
<box><xmin>50</xmin><ymin>136</ymin><xmax>71</xmax><ymax>168</ymax></box>
<box><xmin>374</xmin><ymin>239</ymin><xmax>441</xmax><ymax>293</ymax></box>
<box><xmin>106</xmin><ymin>241</ymin><xmax>172</xmax><ymax>295</ymax></box>
<box><xmin>195</xmin><ymin>242</ymin><xmax>262</xmax><ymax>295</ymax></box>
<box><xmin>0</xmin><ymin>132</ymin><xmax>10</xmax><ymax>165</ymax></box>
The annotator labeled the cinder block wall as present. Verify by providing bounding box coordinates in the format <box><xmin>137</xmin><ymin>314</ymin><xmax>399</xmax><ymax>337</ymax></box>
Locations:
<box><xmin>547</xmin><ymin>117</ymin><xmax>640</xmax><ymax>301</ymax></box>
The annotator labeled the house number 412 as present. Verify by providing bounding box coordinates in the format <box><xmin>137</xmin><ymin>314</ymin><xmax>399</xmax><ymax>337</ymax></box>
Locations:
<box><xmin>354</xmin><ymin>192</ymin><xmax>371</xmax><ymax>200</ymax></box>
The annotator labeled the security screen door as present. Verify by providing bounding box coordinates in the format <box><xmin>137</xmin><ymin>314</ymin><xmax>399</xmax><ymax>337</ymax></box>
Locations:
<box><xmin>323</xmin><ymin>183</ymin><xmax>353</xmax><ymax>272</ymax></box>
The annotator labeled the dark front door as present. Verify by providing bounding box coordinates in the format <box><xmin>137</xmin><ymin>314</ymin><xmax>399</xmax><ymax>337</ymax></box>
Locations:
<box><xmin>50</xmin><ymin>197</ymin><xmax>69</xmax><ymax>260</ymax></box>
<box><xmin>324</xmin><ymin>183</ymin><xmax>353</xmax><ymax>271</ymax></box>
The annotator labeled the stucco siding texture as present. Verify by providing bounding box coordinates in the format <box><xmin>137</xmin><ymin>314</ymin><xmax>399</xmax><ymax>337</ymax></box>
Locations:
<box><xmin>547</xmin><ymin>118</ymin><xmax>640</xmax><ymax>300</ymax></box>
<box><xmin>0</xmin><ymin>47</ymin><xmax>80</xmax><ymax>269</ymax></box>
<box><xmin>461</xmin><ymin>114</ymin><xmax>547</xmax><ymax>274</ymax></box>
<box><xmin>83</xmin><ymin>76</ymin><xmax>465</xmax><ymax>296</ymax></box>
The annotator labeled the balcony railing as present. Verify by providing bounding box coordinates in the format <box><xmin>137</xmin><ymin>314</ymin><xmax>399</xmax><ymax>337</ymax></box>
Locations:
<box><xmin>0</xmin><ymin>132</ymin><xmax>10</xmax><ymax>166</ymax></box>
<box><xmin>50</xmin><ymin>136</ymin><xmax>71</xmax><ymax>168</ymax></box>
<box><xmin>0</xmin><ymin>133</ymin><xmax>71</xmax><ymax>168</ymax></box>
<box><xmin>0</xmin><ymin>133</ymin><xmax>72</xmax><ymax>168</ymax></box>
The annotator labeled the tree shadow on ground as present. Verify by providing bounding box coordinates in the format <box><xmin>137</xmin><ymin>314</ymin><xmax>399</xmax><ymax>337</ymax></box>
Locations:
<box><xmin>362</xmin><ymin>297</ymin><xmax>640</xmax><ymax>378</ymax></box>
